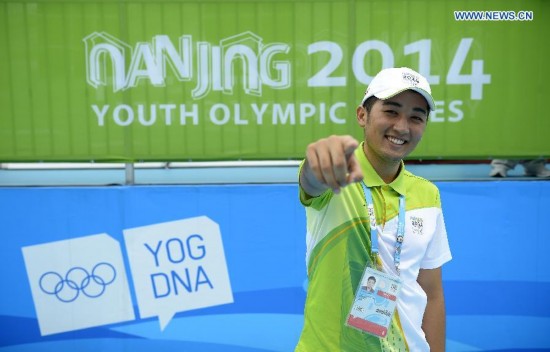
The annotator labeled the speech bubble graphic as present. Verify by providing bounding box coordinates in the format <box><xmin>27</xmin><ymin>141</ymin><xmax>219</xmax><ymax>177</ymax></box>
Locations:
<box><xmin>21</xmin><ymin>234</ymin><xmax>135</xmax><ymax>336</ymax></box>
<box><xmin>123</xmin><ymin>216</ymin><xmax>233</xmax><ymax>330</ymax></box>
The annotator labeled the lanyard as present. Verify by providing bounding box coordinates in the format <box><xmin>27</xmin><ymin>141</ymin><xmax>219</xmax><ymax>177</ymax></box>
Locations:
<box><xmin>361</xmin><ymin>181</ymin><xmax>406</xmax><ymax>275</ymax></box>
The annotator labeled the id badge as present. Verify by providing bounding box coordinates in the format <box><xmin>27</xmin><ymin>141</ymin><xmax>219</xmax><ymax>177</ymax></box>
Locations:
<box><xmin>346</xmin><ymin>267</ymin><xmax>402</xmax><ymax>338</ymax></box>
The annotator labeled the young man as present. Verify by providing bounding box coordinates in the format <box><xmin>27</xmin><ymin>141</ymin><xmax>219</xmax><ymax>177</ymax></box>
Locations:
<box><xmin>296</xmin><ymin>67</ymin><xmax>452</xmax><ymax>352</ymax></box>
<box><xmin>364</xmin><ymin>276</ymin><xmax>376</xmax><ymax>293</ymax></box>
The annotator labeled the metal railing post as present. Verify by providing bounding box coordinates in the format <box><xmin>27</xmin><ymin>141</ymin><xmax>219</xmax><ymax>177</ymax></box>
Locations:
<box><xmin>125</xmin><ymin>163</ymin><xmax>135</xmax><ymax>185</ymax></box>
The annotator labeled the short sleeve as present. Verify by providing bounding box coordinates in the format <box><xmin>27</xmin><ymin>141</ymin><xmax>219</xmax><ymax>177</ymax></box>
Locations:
<box><xmin>420</xmin><ymin>209</ymin><xmax>452</xmax><ymax>269</ymax></box>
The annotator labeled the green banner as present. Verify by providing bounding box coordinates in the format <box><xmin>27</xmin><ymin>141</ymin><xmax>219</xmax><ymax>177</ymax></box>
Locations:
<box><xmin>0</xmin><ymin>0</ymin><xmax>548</xmax><ymax>161</ymax></box>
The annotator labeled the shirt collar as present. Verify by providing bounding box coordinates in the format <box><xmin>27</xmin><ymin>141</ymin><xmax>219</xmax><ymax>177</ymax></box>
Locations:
<box><xmin>355</xmin><ymin>142</ymin><xmax>407</xmax><ymax>196</ymax></box>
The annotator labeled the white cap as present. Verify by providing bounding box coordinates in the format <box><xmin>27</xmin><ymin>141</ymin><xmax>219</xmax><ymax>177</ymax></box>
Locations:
<box><xmin>361</xmin><ymin>67</ymin><xmax>435</xmax><ymax>111</ymax></box>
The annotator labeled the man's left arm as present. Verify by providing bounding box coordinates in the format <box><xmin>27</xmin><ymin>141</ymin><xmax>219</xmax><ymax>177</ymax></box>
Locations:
<box><xmin>417</xmin><ymin>267</ymin><xmax>446</xmax><ymax>352</ymax></box>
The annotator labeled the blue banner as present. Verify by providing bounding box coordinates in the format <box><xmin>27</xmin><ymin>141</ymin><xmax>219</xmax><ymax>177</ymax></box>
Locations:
<box><xmin>0</xmin><ymin>182</ymin><xmax>549</xmax><ymax>351</ymax></box>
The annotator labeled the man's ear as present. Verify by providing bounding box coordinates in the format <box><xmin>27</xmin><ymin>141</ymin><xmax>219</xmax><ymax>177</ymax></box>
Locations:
<box><xmin>356</xmin><ymin>105</ymin><xmax>367</xmax><ymax>127</ymax></box>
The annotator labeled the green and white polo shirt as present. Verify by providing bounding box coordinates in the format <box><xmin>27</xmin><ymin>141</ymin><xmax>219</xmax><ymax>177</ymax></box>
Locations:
<box><xmin>296</xmin><ymin>144</ymin><xmax>452</xmax><ymax>352</ymax></box>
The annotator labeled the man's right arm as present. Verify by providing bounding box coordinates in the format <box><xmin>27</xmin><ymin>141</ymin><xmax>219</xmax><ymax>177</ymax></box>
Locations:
<box><xmin>299</xmin><ymin>135</ymin><xmax>364</xmax><ymax>197</ymax></box>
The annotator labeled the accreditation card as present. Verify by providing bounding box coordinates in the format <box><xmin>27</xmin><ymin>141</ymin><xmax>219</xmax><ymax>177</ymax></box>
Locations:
<box><xmin>346</xmin><ymin>267</ymin><xmax>402</xmax><ymax>338</ymax></box>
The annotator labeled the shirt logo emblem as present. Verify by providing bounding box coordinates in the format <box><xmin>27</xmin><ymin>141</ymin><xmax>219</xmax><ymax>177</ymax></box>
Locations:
<box><xmin>411</xmin><ymin>216</ymin><xmax>424</xmax><ymax>235</ymax></box>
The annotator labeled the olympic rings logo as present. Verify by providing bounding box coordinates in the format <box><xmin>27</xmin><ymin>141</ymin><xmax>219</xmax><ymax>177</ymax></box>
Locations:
<box><xmin>39</xmin><ymin>262</ymin><xmax>117</xmax><ymax>303</ymax></box>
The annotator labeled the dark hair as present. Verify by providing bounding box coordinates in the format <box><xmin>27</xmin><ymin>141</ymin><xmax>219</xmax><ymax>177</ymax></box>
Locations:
<box><xmin>362</xmin><ymin>96</ymin><xmax>378</xmax><ymax>114</ymax></box>
<box><xmin>367</xmin><ymin>276</ymin><xmax>376</xmax><ymax>282</ymax></box>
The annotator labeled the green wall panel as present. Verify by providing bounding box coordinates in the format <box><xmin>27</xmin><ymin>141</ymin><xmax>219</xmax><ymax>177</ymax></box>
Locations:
<box><xmin>0</xmin><ymin>0</ymin><xmax>548</xmax><ymax>161</ymax></box>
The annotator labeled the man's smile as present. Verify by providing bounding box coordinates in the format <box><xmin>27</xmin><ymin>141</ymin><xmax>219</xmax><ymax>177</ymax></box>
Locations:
<box><xmin>386</xmin><ymin>136</ymin><xmax>406</xmax><ymax>145</ymax></box>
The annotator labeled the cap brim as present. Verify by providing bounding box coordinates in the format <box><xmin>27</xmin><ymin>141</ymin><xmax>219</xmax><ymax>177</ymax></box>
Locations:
<box><xmin>375</xmin><ymin>87</ymin><xmax>435</xmax><ymax>112</ymax></box>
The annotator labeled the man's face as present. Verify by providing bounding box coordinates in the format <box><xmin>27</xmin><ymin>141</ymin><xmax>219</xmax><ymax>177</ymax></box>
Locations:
<box><xmin>357</xmin><ymin>90</ymin><xmax>428</xmax><ymax>164</ymax></box>
<box><xmin>367</xmin><ymin>278</ymin><xmax>375</xmax><ymax>289</ymax></box>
